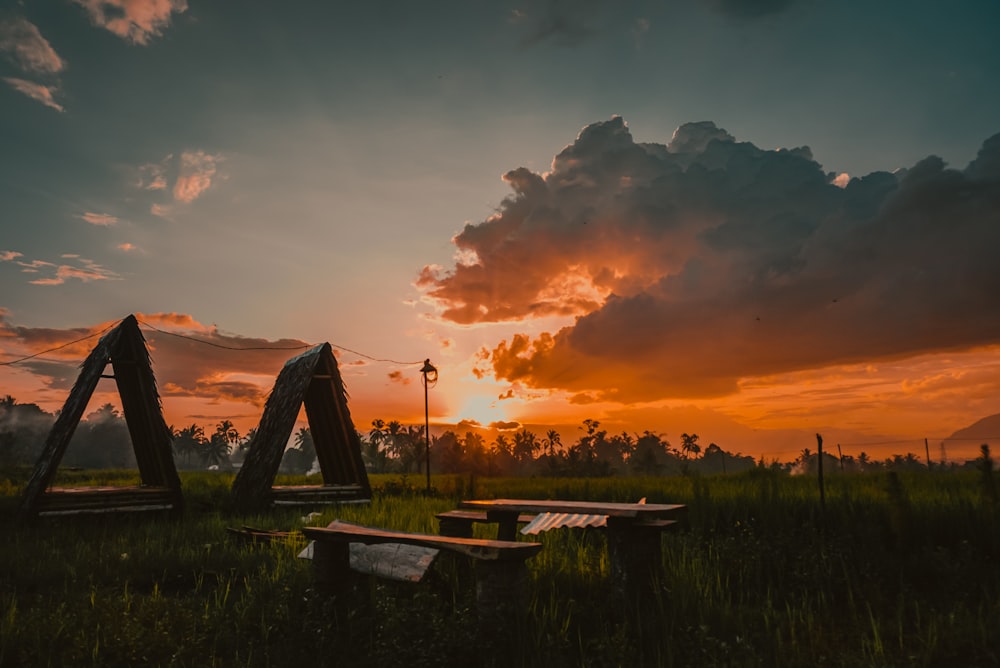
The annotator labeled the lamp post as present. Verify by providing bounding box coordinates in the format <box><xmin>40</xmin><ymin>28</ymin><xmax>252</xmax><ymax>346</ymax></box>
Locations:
<box><xmin>420</xmin><ymin>358</ymin><xmax>438</xmax><ymax>493</ymax></box>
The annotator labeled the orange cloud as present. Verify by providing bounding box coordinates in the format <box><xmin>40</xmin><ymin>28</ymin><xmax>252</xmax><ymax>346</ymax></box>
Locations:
<box><xmin>424</xmin><ymin>118</ymin><xmax>1000</xmax><ymax>404</ymax></box>
<box><xmin>388</xmin><ymin>370</ymin><xmax>412</xmax><ymax>386</ymax></box>
<box><xmin>0</xmin><ymin>313</ymin><xmax>315</xmax><ymax>424</ymax></box>
<box><xmin>173</xmin><ymin>150</ymin><xmax>220</xmax><ymax>203</ymax></box>
<box><xmin>79</xmin><ymin>212</ymin><xmax>118</xmax><ymax>226</ymax></box>
<box><xmin>71</xmin><ymin>0</ymin><xmax>188</xmax><ymax>45</ymax></box>
<box><xmin>17</xmin><ymin>256</ymin><xmax>120</xmax><ymax>285</ymax></box>
<box><xmin>2</xmin><ymin>77</ymin><xmax>63</xmax><ymax>111</ymax></box>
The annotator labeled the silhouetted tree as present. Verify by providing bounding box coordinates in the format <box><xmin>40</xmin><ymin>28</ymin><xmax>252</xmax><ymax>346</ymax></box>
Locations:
<box><xmin>172</xmin><ymin>423</ymin><xmax>206</xmax><ymax>468</ymax></box>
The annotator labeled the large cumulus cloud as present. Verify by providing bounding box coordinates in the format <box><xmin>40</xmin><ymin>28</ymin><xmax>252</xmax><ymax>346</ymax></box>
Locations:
<box><xmin>419</xmin><ymin>117</ymin><xmax>1000</xmax><ymax>400</ymax></box>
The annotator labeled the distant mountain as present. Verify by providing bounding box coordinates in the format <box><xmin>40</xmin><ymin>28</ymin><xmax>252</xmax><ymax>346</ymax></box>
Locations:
<box><xmin>947</xmin><ymin>413</ymin><xmax>1000</xmax><ymax>441</ymax></box>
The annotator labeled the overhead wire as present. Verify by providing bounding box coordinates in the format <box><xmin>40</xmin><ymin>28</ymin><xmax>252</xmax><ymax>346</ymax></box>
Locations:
<box><xmin>0</xmin><ymin>320</ymin><xmax>119</xmax><ymax>366</ymax></box>
<box><xmin>0</xmin><ymin>317</ymin><xmax>426</xmax><ymax>368</ymax></box>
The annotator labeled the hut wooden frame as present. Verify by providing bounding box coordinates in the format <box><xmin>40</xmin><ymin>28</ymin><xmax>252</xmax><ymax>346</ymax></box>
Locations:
<box><xmin>17</xmin><ymin>315</ymin><xmax>183</xmax><ymax>523</ymax></box>
<box><xmin>231</xmin><ymin>343</ymin><xmax>371</xmax><ymax>512</ymax></box>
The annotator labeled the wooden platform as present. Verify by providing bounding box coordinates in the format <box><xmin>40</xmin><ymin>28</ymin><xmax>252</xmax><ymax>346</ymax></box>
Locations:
<box><xmin>270</xmin><ymin>484</ymin><xmax>371</xmax><ymax>506</ymax></box>
<box><xmin>34</xmin><ymin>486</ymin><xmax>179</xmax><ymax>516</ymax></box>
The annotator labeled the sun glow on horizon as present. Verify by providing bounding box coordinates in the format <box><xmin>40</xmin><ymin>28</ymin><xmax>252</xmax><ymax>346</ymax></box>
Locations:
<box><xmin>448</xmin><ymin>392</ymin><xmax>508</xmax><ymax>428</ymax></box>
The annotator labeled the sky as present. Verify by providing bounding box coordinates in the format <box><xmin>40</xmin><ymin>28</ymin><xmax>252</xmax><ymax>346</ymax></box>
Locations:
<box><xmin>2</xmin><ymin>0</ymin><xmax>999</xmax><ymax>462</ymax></box>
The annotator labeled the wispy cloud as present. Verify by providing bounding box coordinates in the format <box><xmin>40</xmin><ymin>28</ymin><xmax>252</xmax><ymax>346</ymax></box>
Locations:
<box><xmin>704</xmin><ymin>0</ymin><xmax>796</xmax><ymax>19</ymax></box>
<box><xmin>117</xmin><ymin>242</ymin><xmax>138</xmax><ymax>252</ymax></box>
<box><xmin>150</xmin><ymin>202</ymin><xmax>171</xmax><ymax>217</ymax></box>
<box><xmin>2</xmin><ymin>77</ymin><xmax>63</xmax><ymax>111</ymax></box>
<box><xmin>79</xmin><ymin>212</ymin><xmax>119</xmax><ymax>226</ymax></box>
<box><xmin>513</xmin><ymin>0</ymin><xmax>602</xmax><ymax>47</ymax></box>
<box><xmin>71</xmin><ymin>0</ymin><xmax>188</xmax><ymax>45</ymax></box>
<box><xmin>0</xmin><ymin>17</ymin><xmax>65</xmax><ymax>74</ymax></box>
<box><xmin>8</xmin><ymin>254</ymin><xmax>120</xmax><ymax>285</ymax></box>
<box><xmin>173</xmin><ymin>150</ymin><xmax>220</xmax><ymax>203</ymax></box>
<box><xmin>631</xmin><ymin>18</ymin><xmax>650</xmax><ymax>49</ymax></box>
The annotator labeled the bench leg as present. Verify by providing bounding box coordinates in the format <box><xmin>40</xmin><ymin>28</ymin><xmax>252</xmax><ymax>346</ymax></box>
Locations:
<box><xmin>474</xmin><ymin>559</ymin><xmax>529</xmax><ymax>657</ymax></box>
<box><xmin>438</xmin><ymin>517</ymin><xmax>474</xmax><ymax>538</ymax></box>
<box><xmin>311</xmin><ymin>540</ymin><xmax>364</xmax><ymax>596</ymax></box>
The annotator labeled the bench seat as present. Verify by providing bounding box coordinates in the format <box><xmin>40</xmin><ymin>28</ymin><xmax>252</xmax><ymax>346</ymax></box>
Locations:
<box><xmin>303</xmin><ymin>519</ymin><xmax>541</xmax><ymax>562</ymax></box>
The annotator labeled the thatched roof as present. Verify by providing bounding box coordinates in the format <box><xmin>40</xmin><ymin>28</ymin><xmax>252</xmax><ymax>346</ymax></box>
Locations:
<box><xmin>17</xmin><ymin>315</ymin><xmax>182</xmax><ymax>523</ymax></box>
<box><xmin>231</xmin><ymin>343</ymin><xmax>371</xmax><ymax>512</ymax></box>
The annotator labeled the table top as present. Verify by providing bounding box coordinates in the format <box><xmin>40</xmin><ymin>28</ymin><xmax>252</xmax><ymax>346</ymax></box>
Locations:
<box><xmin>458</xmin><ymin>498</ymin><xmax>685</xmax><ymax>518</ymax></box>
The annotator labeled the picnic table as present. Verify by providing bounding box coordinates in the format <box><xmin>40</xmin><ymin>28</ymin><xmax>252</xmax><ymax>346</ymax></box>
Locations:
<box><xmin>458</xmin><ymin>498</ymin><xmax>686</xmax><ymax>602</ymax></box>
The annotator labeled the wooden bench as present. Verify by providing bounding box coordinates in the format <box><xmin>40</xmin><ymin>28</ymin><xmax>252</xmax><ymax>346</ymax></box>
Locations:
<box><xmin>303</xmin><ymin>520</ymin><xmax>542</xmax><ymax>625</ymax></box>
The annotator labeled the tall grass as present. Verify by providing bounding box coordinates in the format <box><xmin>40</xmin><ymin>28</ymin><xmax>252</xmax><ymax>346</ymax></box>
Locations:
<box><xmin>1</xmin><ymin>469</ymin><xmax>998</xmax><ymax>666</ymax></box>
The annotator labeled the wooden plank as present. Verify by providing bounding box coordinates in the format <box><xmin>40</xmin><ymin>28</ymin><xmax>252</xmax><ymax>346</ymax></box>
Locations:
<box><xmin>303</xmin><ymin>520</ymin><xmax>541</xmax><ymax>562</ymax></box>
<box><xmin>435</xmin><ymin>510</ymin><xmax>536</xmax><ymax>523</ymax></box>
<box><xmin>460</xmin><ymin>498</ymin><xmax>686</xmax><ymax>518</ymax></box>
<box><xmin>348</xmin><ymin>543</ymin><xmax>439</xmax><ymax>582</ymax></box>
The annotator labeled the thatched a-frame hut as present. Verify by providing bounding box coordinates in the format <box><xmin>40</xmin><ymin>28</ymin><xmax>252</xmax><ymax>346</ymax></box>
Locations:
<box><xmin>231</xmin><ymin>343</ymin><xmax>371</xmax><ymax>512</ymax></box>
<box><xmin>17</xmin><ymin>315</ymin><xmax>183</xmax><ymax>524</ymax></box>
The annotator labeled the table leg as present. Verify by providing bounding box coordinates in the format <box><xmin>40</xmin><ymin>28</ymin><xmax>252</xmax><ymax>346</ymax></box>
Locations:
<box><xmin>606</xmin><ymin>517</ymin><xmax>663</xmax><ymax>602</ymax></box>
<box><xmin>486</xmin><ymin>509</ymin><xmax>520</xmax><ymax>541</ymax></box>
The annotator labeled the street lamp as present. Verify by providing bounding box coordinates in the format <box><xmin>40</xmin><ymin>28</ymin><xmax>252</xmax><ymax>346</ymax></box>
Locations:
<box><xmin>420</xmin><ymin>358</ymin><xmax>438</xmax><ymax>493</ymax></box>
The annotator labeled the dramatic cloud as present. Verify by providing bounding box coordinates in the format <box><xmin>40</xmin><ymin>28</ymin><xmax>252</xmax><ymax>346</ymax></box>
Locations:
<box><xmin>71</xmin><ymin>0</ymin><xmax>188</xmax><ymax>45</ymax></box>
<box><xmin>172</xmin><ymin>150</ymin><xmax>220</xmax><ymax>203</ymax></box>
<box><xmin>79</xmin><ymin>212</ymin><xmax>119</xmax><ymax>226</ymax></box>
<box><xmin>2</xmin><ymin>77</ymin><xmax>63</xmax><ymax>111</ymax></box>
<box><xmin>0</xmin><ymin>17</ymin><xmax>65</xmax><ymax>74</ymax></box>
<box><xmin>420</xmin><ymin>117</ymin><xmax>1000</xmax><ymax>402</ymax></box>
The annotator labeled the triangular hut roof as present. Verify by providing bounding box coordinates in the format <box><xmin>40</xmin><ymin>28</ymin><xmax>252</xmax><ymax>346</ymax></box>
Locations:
<box><xmin>231</xmin><ymin>343</ymin><xmax>371</xmax><ymax>512</ymax></box>
<box><xmin>17</xmin><ymin>314</ymin><xmax>182</xmax><ymax>523</ymax></box>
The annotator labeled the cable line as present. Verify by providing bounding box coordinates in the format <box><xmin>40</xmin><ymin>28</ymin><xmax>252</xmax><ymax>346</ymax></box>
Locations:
<box><xmin>0</xmin><ymin>320</ymin><xmax>120</xmax><ymax>366</ymax></box>
<box><xmin>137</xmin><ymin>319</ymin><xmax>313</xmax><ymax>351</ymax></box>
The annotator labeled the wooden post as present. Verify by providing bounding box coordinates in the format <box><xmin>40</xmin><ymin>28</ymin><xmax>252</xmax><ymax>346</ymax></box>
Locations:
<box><xmin>816</xmin><ymin>433</ymin><xmax>825</xmax><ymax>513</ymax></box>
<box><xmin>924</xmin><ymin>438</ymin><xmax>932</xmax><ymax>469</ymax></box>
<box><xmin>837</xmin><ymin>443</ymin><xmax>844</xmax><ymax>472</ymax></box>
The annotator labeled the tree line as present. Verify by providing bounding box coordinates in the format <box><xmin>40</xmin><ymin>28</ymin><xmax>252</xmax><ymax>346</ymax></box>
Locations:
<box><xmin>0</xmin><ymin>395</ymin><xmax>986</xmax><ymax>477</ymax></box>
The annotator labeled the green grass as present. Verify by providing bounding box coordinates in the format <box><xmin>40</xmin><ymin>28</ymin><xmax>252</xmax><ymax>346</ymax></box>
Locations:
<box><xmin>1</xmin><ymin>469</ymin><xmax>998</xmax><ymax>666</ymax></box>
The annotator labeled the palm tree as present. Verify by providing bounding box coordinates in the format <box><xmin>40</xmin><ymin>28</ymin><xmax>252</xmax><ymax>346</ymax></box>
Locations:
<box><xmin>201</xmin><ymin>432</ymin><xmax>231</xmax><ymax>468</ymax></box>
<box><xmin>512</xmin><ymin>429</ymin><xmax>539</xmax><ymax>464</ymax></box>
<box><xmin>172</xmin><ymin>423</ymin><xmax>205</xmax><ymax>467</ymax></box>
<box><xmin>680</xmin><ymin>433</ymin><xmax>701</xmax><ymax>459</ymax></box>
<box><xmin>214</xmin><ymin>420</ymin><xmax>240</xmax><ymax>453</ymax></box>
<box><xmin>542</xmin><ymin>429</ymin><xmax>562</xmax><ymax>457</ymax></box>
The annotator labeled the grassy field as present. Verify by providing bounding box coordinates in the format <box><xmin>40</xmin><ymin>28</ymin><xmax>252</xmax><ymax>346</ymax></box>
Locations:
<box><xmin>1</xmin><ymin>469</ymin><xmax>998</xmax><ymax>667</ymax></box>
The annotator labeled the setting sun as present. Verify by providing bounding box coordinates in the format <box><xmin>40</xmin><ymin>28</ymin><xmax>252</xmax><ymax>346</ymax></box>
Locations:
<box><xmin>449</xmin><ymin>392</ymin><xmax>509</xmax><ymax>429</ymax></box>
